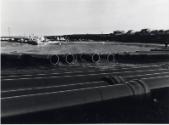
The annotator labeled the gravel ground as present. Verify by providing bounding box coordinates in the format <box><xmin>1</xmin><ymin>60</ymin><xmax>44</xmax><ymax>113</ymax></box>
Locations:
<box><xmin>1</xmin><ymin>41</ymin><xmax>159</xmax><ymax>55</ymax></box>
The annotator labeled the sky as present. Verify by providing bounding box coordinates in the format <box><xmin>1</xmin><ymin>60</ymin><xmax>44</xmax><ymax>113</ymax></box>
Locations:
<box><xmin>1</xmin><ymin>0</ymin><xmax>169</xmax><ymax>35</ymax></box>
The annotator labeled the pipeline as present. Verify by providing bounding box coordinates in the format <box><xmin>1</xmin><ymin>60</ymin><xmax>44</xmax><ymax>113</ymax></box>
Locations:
<box><xmin>26</xmin><ymin>54</ymin><xmax>60</xmax><ymax>65</ymax></box>
<box><xmin>1</xmin><ymin>53</ymin><xmax>60</xmax><ymax>66</ymax></box>
<box><xmin>59</xmin><ymin>54</ymin><xmax>75</xmax><ymax>64</ymax></box>
<box><xmin>5</xmin><ymin>72</ymin><xmax>168</xmax><ymax>98</ymax></box>
<box><xmin>1</xmin><ymin>53</ymin><xmax>28</xmax><ymax>66</ymax></box>
<box><xmin>80</xmin><ymin>54</ymin><xmax>100</xmax><ymax>63</ymax></box>
<box><xmin>1</xmin><ymin>75</ymin><xmax>169</xmax><ymax>117</ymax></box>
<box><xmin>49</xmin><ymin>55</ymin><xmax>60</xmax><ymax>65</ymax></box>
<box><xmin>2</xmin><ymin>66</ymin><xmax>169</xmax><ymax>90</ymax></box>
<box><xmin>107</xmin><ymin>54</ymin><xmax>115</xmax><ymax>62</ymax></box>
<box><xmin>2</xmin><ymin>73</ymin><xmax>169</xmax><ymax>98</ymax></box>
<box><xmin>2</xmin><ymin>63</ymin><xmax>164</xmax><ymax>78</ymax></box>
<box><xmin>115</xmin><ymin>52</ymin><xmax>169</xmax><ymax>63</ymax></box>
<box><xmin>2</xmin><ymin>51</ymin><xmax>169</xmax><ymax>66</ymax></box>
<box><xmin>2</xmin><ymin>53</ymin><xmax>75</xmax><ymax>66</ymax></box>
<box><xmin>4</xmin><ymin>68</ymin><xmax>168</xmax><ymax>97</ymax></box>
<box><xmin>101</xmin><ymin>54</ymin><xmax>116</xmax><ymax>63</ymax></box>
<box><xmin>103</xmin><ymin>71</ymin><xmax>169</xmax><ymax>85</ymax></box>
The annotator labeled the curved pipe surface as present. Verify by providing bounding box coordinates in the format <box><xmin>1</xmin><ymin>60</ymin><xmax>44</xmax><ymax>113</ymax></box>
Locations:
<box><xmin>1</xmin><ymin>54</ymin><xmax>29</xmax><ymax>66</ymax></box>
<box><xmin>80</xmin><ymin>54</ymin><xmax>100</xmax><ymax>63</ymax></box>
<box><xmin>92</xmin><ymin>54</ymin><xmax>100</xmax><ymax>63</ymax></box>
<box><xmin>2</xmin><ymin>75</ymin><xmax>169</xmax><ymax>117</ymax></box>
<box><xmin>65</xmin><ymin>54</ymin><xmax>75</xmax><ymax>64</ymax></box>
<box><xmin>107</xmin><ymin>54</ymin><xmax>115</xmax><ymax>63</ymax></box>
<box><xmin>29</xmin><ymin>54</ymin><xmax>60</xmax><ymax>65</ymax></box>
<box><xmin>49</xmin><ymin>55</ymin><xmax>59</xmax><ymax>65</ymax></box>
<box><xmin>59</xmin><ymin>54</ymin><xmax>75</xmax><ymax>64</ymax></box>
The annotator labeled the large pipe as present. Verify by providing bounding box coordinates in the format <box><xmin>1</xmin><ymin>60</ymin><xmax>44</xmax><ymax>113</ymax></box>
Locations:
<box><xmin>48</xmin><ymin>55</ymin><xmax>60</xmax><ymax>65</ymax></box>
<box><xmin>2</xmin><ymin>67</ymin><xmax>168</xmax><ymax>90</ymax></box>
<box><xmin>2</xmin><ymin>64</ymin><xmax>163</xmax><ymax>78</ymax></box>
<box><xmin>2</xmin><ymin>81</ymin><xmax>109</xmax><ymax>98</ymax></box>
<box><xmin>4</xmin><ymin>71</ymin><xmax>168</xmax><ymax>98</ymax></box>
<box><xmin>100</xmin><ymin>54</ymin><xmax>116</xmax><ymax>63</ymax></box>
<box><xmin>1</xmin><ymin>53</ymin><xmax>26</xmax><ymax>66</ymax></box>
<box><xmin>29</xmin><ymin>54</ymin><xmax>60</xmax><ymax>65</ymax></box>
<box><xmin>66</xmin><ymin>54</ymin><xmax>75</xmax><ymax>64</ymax></box>
<box><xmin>59</xmin><ymin>54</ymin><xmax>75</xmax><ymax>64</ymax></box>
<box><xmin>107</xmin><ymin>54</ymin><xmax>113</xmax><ymax>62</ymax></box>
<box><xmin>2</xmin><ymin>75</ymin><xmax>169</xmax><ymax>117</ymax></box>
<box><xmin>103</xmin><ymin>71</ymin><xmax>169</xmax><ymax>85</ymax></box>
<box><xmin>80</xmin><ymin>54</ymin><xmax>100</xmax><ymax>63</ymax></box>
<box><xmin>115</xmin><ymin>52</ymin><xmax>169</xmax><ymax>63</ymax></box>
<box><xmin>2</xmin><ymin>74</ymin><xmax>169</xmax><ymax>99</ymax></box>
<box><xmin>1</xmin><ymin>53</ymin><xmax>60</xmax><ymax>66</ymax></box>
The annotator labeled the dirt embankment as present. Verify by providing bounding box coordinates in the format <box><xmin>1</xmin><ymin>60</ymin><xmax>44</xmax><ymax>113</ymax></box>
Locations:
<box><xmin>1</xmin><ymin>41</ymin><xmax>157</xmax><ymax>55</ymax></box>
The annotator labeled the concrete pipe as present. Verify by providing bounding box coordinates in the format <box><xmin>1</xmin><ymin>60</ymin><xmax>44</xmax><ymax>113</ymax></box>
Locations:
<box><xmin>1</xmin><ymin>53</ymin><xmax>23</xmax><ymax>61</ymax></box>
<box><xmin>102</xmin><ymin>70</ymin><xmax>169</xmax><ymax>85</ymax></box>
<box><xmin>20</xmin><ymin>54</ymin><xmax>32</xmax><ymax>65</ymax></box>
<box><xmin>107</xmin><ymin>54</ymin><xmax>115</xmax><ymax>63</ymax></box>
<box><xmin>48</xmin><ymin>55</ymin><xmax>60</xmax><ymax>65</ymax></box>
<box><xmin>92</xmin><ymin>54</ymin><xmax>100</xmax><ymax>63</ymax></box>
<box><xmin>59</xmin><ymin>54</ymin><xmax>75</xmax><ymax>64</ymax></box>
<box><xmin>2</xmin><ymin>66</ymin><xmax>168</xmax><ymax>91</ymax></box>
<box><xmin>141</xmin><ymin>76</ymin><xmax>169</xmax><ymax>90</ymax></box>
<box><xmin>30</xmin><ymin>54</ymin><xmax>59</xmax><ymax>65</ymax></box>
<box><xmin>66</xmin><ymin>54</ymin><xmax>75</xmax><ymax>64</ymax></box>
<box><xmin>0</xmin><ymin>82</ymin><xmax>138</xmax><ymax>117</ymax></box>
<box><xmin>80</xmin><ymin>54</ymin><xmax>100</xmax><ymax>63</ymax></box>
<box><xmin>1</xmin><ymin>53</ymin><xmax>27</xmax><ymax>66</ymax></box>
<box><xmin>2</xmin><ymin>76</ymin><xmax>169</xmax><ymax>117</ymax></box>
<box><xmin>115</xmin><ymin>52</ymin><xmax>169</xmax><ymax>64</ymax></box>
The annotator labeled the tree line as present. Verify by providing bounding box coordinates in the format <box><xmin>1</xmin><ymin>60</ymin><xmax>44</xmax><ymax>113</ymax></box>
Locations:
<box><xmin>61</xmin><ymin>29</ymin><xmax>169</xmax><ymax>44</ymax></box>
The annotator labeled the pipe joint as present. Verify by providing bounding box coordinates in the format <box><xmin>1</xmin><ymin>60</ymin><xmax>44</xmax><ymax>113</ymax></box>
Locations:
<box><xmin>127</xmin><ymin>79</ymin><xmax>150</xmax><ymax>96</ymax></box>
<box><xmin>103</xmin><ymin>75</ymin><xmax>125</xmax><ymax>84</ymax></box>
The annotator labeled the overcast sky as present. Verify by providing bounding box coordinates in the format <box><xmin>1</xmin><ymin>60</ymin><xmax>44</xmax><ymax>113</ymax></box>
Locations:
<box><xmin>1</xmin><ymin>0</ymin><xmax>169</xmax><ymax>35</ymax></box>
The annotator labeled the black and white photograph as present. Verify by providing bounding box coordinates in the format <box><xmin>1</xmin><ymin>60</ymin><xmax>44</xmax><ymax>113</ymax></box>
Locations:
<box><xmin>1</xmin><ymin>0</ymin><xmax>169</xmax><ymax>123</ymax></box>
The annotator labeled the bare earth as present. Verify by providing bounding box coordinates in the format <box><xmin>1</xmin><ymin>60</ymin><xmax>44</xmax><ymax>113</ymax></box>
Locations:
<box><xmin>1</xmin><ymin>41</ymin><xmax>162</xmax><ymax>55</ymax></box>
